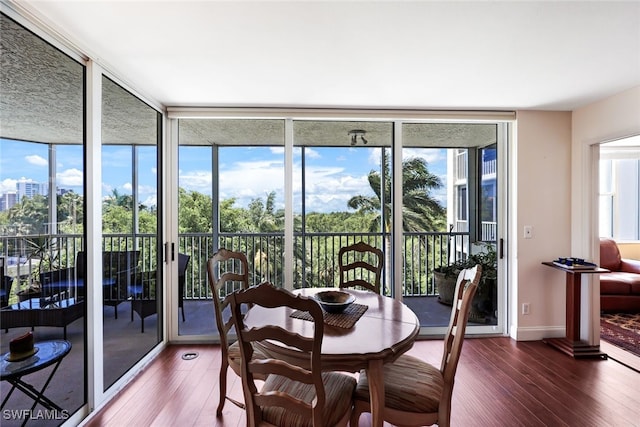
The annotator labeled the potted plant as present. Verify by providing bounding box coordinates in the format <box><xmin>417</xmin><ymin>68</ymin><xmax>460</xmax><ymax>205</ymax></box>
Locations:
<box><xmin>433</xmin><ymin>261</ymin><xmax>463</xmax><ymax>305</ymax></box>
<box><xmin>434</xmin><ymin>242</ymin><xmax>497</xmax><ymax>323</ymax></box>
<box><xmin>16</xmin><ymin>236</ymin><xmax>60</xmax><ymax>301</ymax></box>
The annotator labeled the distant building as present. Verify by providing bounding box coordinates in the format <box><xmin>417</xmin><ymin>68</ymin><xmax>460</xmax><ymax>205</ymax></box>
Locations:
<box><xmin>16</xmin><ymin>179</ymin><xmax>48</xmax><ymax>202</ymax></box>
<box><xmin>0</xmin><ymin>192</ymin><xmax>17</xmax><ymax>211</ymax></box>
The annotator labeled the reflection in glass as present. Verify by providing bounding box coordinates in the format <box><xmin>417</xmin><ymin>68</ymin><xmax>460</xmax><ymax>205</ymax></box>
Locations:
<box><xmin>0</xmin><ymin>12</ymin><xmax>86</xmax><ymax>423</ymax></box>
<box><xmin>102</xmin><ymin>76</ymin><xmax>161</xmax><ymax>390</ymax></box>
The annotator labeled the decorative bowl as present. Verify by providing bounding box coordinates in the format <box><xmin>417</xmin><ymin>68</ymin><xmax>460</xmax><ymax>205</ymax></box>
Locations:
<box><xmin>314</xmin><ymin>290</ymin><xmax>355</xmax><ymax>314</ymax></box>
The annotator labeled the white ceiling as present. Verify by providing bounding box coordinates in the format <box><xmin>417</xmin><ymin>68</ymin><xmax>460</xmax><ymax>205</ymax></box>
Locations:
<box><xmin>13</xmin><ymin>0</ymin><xmax>640</xmax><ymax>111</ymax></box>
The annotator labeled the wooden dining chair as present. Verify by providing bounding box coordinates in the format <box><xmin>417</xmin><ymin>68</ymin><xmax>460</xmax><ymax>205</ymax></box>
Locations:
<box><xmin>229</xmin><ymin>282</ymin><xmax>357</xmax><ymax>427</ymax></box>
<box><xmin>206</xmin><ymin>248</ymin><xmax>267</xmax><ymax>416</ymax></box>
<box><xmin>351</xmin><ymin>264</ymin><xmax>482</xmax><ymax>427</ymax></box>
<box><xmin>338</xmin><ymin>241</ymin><xmax>384</xmax><ymax>293</ymax></box>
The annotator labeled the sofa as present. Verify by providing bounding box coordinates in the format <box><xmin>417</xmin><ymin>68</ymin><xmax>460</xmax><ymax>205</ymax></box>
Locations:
<box><xmin>600</xmin><ymin>238</ymin><xmax>640</xmax><ymax>313</ymax></box>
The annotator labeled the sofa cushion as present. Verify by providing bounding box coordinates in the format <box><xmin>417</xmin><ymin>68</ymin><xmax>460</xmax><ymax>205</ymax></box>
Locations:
<box><xmin>600</xmin><ymin>275</ymin><xmax>632</xmax><ymax>295</ymax></box>
<box><xmin>600</xmin><ymin>238</ymin><xmax>622</xmax><ymax>271</ymax></box>
<box><xmin>600</xmin><ymin>271</ymin><xmax>640</xmax><ymax>295</ymax></box>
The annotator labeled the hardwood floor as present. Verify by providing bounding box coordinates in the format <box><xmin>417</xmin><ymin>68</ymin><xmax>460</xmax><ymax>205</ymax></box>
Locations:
<box><xmin>83</xmin><ymin>337</ymin><xmax>640</xmax><ymax>427</ymax></box>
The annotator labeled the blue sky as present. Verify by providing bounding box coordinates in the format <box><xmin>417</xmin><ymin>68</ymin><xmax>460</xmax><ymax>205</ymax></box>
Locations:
<box><xmin>180</xmin><ymin>145</ymin><xmax>448</xmax><ymax>213</ymax></box>
<box><xmin>1</xmin><ymin>138</ymin><xmax>448</xmax><ymax>213</ymax></box>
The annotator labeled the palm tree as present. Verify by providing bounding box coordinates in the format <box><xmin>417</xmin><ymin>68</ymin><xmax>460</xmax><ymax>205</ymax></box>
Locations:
<box><xmin>248</xmin><ymin>191</ymin><xmax>285</xmax><ymax>283</ymax></box>
<box><xmin>348</xmin><ymin>152</ymin><xmax>446</xmax><ymax>292</ymax></box>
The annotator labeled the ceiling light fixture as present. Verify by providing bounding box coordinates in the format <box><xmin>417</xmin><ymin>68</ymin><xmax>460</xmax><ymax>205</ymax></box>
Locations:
<box><xmin>348</xmin><ymin>129</ymin><xmax>368</xmax><ymax>145</ymax></box>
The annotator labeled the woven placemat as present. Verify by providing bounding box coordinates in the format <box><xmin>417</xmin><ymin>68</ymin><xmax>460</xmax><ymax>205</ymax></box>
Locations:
<box><xmin>290</xmin><ymin>303</ymin><xmax>368</xmax><ymax>329</ymax></box>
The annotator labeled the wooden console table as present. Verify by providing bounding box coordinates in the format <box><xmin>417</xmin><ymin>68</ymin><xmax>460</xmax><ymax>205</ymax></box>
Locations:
<box><xmin>542</xmin><ymin>262</ymin><xmax>609</xmax><ymax>359</ymax></box>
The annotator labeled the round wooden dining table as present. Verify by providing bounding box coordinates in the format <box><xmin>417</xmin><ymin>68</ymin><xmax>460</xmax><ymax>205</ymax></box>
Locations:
<box><xmin>244</xmin><ymin>287</ymin><xmax>420</xmax><ymax>427</ymax></box>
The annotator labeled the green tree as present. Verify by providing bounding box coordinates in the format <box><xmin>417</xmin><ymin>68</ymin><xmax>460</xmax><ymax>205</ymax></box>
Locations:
<box><xmin>178</xmin><ymin>187</ymin><xmax>213</xmax><ymax>233</ymax></box>
<box><xmin>348</xmin><ymin>154</ymin><xmax>445</xmax><ymax>234</ymax></box>
<box><xmin>248</xmin><ymin>191</ymin><xmax>283</xmax><ymax>232</ymax></box>
<box><xmin>58</xmin><ymin>191</ymin><xmax>84</xmax><ymax>234</ymax></box>
<box><xmin>7</xmin><ymin>194</ymin><xmax>49</xmax><ymax>235</ymax></box>
<box><xmin>220</xmin><ymin>198</ymin><xmax>252</xmax><ymax>232</ymax></box>
<box><xmin>348</xmin><ymin>153</ymin><xmax>446</xmax><ymax>292</ymax></box>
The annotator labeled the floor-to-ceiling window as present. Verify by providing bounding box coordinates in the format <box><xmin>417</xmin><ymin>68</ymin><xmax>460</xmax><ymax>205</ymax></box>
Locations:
<box><xmin>293</xmin><ymin>120</ymin><xmax>393</xmax><ymax>292</ymax></box>
<box><xmin>177</xmin><ymin>119</ymin><xmax>285</xmax><ymax>337</ymax></box>
<box><xmin>0</xmin><ymin>12</ymin><xmax>86</xmax><ymax>425</ymax></box>
<box><xmin>399</xmin><ymin>123</ymin><xmax>501</xmax><ymax>330</ymax></box>
<box><xmin>101</xmin><ymin>76</ymin><xmax>162</xmax><ymax>389</ymax></box>
<box><xmin>170</xmin><ymin>114</ymin><xmax>508</xmax><ymax>339</ymax></box>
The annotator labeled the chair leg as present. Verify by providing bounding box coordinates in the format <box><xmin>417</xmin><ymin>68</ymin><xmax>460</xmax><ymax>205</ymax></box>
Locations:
<box><xmin>217</xmin><ymin>357</ymin><xmax>229</xmax><ymax>416</ymax></box>
<box><xmin>351</xmin><ymin>399</ymin><xmax>367</xmax><ymax>427</ymax></box>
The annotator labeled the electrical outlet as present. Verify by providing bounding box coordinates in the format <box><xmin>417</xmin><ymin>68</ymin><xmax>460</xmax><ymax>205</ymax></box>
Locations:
<box><xmin>524</xmin><ymin>226</ymin><xmax>533</xmax><ymax>239</ymax></box>
<box><xmin>522</xmin><ymin>303</ymin><xmax>530</xmax><ymax>315</ymax></box>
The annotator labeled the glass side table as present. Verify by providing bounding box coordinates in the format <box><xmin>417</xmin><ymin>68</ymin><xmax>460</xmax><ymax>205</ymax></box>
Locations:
<box><xmin>1</xmin><ymin>340</ymin><xmax>72</xmax><ymax>425</ymax></box>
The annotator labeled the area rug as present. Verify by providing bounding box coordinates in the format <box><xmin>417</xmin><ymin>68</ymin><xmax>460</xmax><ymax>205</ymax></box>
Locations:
<box><xmin>600</xmin><ymin>313</ymin><xmax>640</xmax><ymax>358</ymax></box>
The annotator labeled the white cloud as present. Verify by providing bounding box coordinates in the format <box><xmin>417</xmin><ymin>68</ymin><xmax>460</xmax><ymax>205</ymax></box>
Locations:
<box><xmin>305</xmin><ymin>148</ymin><xmax>321</xmax><ymax>159</ymax></box>
<box><xmin>138</xmin><ymin>184</ymin><xmax>157</xmax><ymax>195</ymax></box>
<box><xmin>102</xmin><ymin>183</ymin><xmax>113</xmax><ymax>195</ymax></box>
<box><xmin>141</xmin><ymin>194</ymin><xmax>157</xmax><ymax>207</ymax></box>
<box><xmin>57</xmin><ymin>168</ymin><xmax>83</xmax><ymax>187</ymax></box>
<box><xmin>25</xmin><ymin>155</ymin><xmax>47</xmax><ymax>166</ymax></box>
<box><xmin>0</xmin><ymin>178</ymin><xmax>17</xmax><ymax>194</ymax></box>
<box><xmin>177</xmin><ymin>147</ymin><xmax>451</xmax><ymax>213</ymax></box>
<box><xmin>179</xmin><ymin>170</ymin><xmax>213</xmax><ymax>195</ymax></box>
<box><xmin>403</xmin><ymin>148</ymin><xmax>445</xmax><ymax>164</ymax></box>
<box><xmin>219</xmin><ymin>159</ymin><xmax>285</xmax><ymax>204</ymax></box>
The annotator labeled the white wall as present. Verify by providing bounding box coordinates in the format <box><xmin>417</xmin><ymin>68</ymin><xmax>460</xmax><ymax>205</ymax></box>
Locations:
<box><xmin>511</xmin><ymin>111</ymin><xmax>572</xmax><ymax>340</ymax></box>
<box><xmin>571</xmin><ymin>85</ymin><xmax>640</xmax><ymax>345</ymax></box>
<box><xmin>510</xmin><ymin>86</ymin><xmax>640</xmax><ymax>342</ymax></box>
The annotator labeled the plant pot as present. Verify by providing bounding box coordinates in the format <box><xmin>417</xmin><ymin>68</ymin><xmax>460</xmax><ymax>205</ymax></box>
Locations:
<box><xmin>434</xmin><ymin>271</ymin><xmax>458</xmax><ymax>306</ymax></box>
<box><xmin>17</xmin><ymin>285</ymin><xmax>41</xmax><ymax>302</ymax></box>
<box><xmin>469</xmin><ymin>279</ymin><xmax>497</xmax><ymax>324</ymax></box>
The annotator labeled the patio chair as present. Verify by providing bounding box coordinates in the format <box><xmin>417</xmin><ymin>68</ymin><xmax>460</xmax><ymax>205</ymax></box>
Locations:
<box><xmin>102</xmin><ymin>250</ymin><xmax>140</xmax><ymax>319</ymax></box>
<box><xmin>1</xmin><ymin>275</ymin><xmax>13</xmax><ymax>308</ymax></box>
<box><xmin>350</xmin><ymin>264</ymin><xmax>482</xmax><ymax>427</ymax></box>
<box><xmin>229</xmin><ymin>282</ymin><xmax>356</xmax><ymax>427</ymax></box>
<box><xmin>338</xmin><ymin>241</ymin><xmax>384</xmax><ymax>293</ymax></box>
<box><xmin>127</xmin><ymin>253</ymin><xmax>188</xmax><ymax>332</ymax></box>
<box><xmin>177</xmin><ymin>253</ymin><xmax>190</xmax><ymax>321</ymax></box>
<box><xmin>129</xmin><ymin>270</ymin><xmax>158</xmax><ymax>333</ymax></box>
<box><xmin>206</xmin><ymin>248</ymin><xmax>267</xmax><ymax>416</ymax></box>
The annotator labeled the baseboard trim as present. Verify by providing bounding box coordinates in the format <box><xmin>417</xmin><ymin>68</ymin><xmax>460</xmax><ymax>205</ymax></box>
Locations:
<box><xmin>513</xmin><ymin>325</ymin><xmax>565</xmax><ymax>341</ymax></box>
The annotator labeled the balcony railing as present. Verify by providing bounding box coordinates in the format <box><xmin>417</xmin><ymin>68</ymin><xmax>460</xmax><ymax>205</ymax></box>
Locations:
<box><xmin>1</xmin><ymin>230</ymin><xmax>475</xmax><ymax>303</ymax></box>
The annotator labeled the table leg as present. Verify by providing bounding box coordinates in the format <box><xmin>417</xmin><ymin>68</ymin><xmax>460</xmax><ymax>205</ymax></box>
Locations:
<box><xmin>1</xmin><ymin>360</ymin><xmax>64</xmax><ymax>413</ymax></box>
<box><xmin>28</xmin><ymin>358</ymin><xmax>64</xmax><ymax>412</ymax></box>
<box><xmin>1</xmin><ymin>381</ymin><xmax>17</xmax><ymax>409</ymax></box>
<box><xmin>542</xmin><ymin>270</ymin><xmax>607</xmax><ymax>359</ymax></box>
<box><xmin>366</xmin><ymin>358</ymin><xmax>384</xmax><ymax>427</ymax></box>
<box><xmin>565</xmin><ymin>272</ymin><xmax>580</xmax><ymax>342</ymax></box>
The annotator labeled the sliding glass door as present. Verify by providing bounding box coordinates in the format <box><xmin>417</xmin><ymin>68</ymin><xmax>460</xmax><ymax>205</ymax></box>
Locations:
<box><xmin>176</xmin><ymin>119</ymin><xmax>285</xmax><ymax>337</ymax></box>
<box><xmin>101</xmin><ymin>77</ymin><xmax>162</xmax><ymax>389</ymax></box>
<box><xmin>292</xmin><ymin>120</ymin><xmax>393</xmax><ymax>292</ymax></box>
<box><xmin>0</xmin><ymin>13</ymin><xmax>87</xmax><ymax>423</ymax></box>
<box><xmin>401</xmin><ymin>123</ymin><xmax>503</xmax><ymax>332</ymax></box>
<box><xmin>171</xmin><ymin>116</ymin><xmax>508</xmax><ymax>340</ymax></box>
